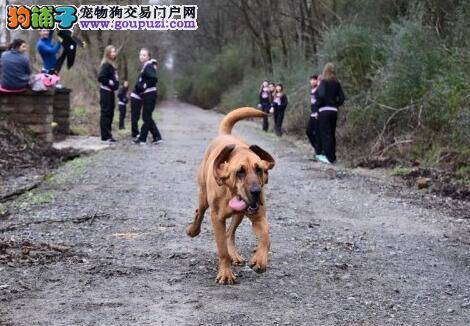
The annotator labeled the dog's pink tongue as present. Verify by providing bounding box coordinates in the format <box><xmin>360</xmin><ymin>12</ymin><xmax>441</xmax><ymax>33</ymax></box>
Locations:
<box><xmin>229</xmin><ymin>197</ymin><xmax>247</xmax><ymax>211</ymax></box>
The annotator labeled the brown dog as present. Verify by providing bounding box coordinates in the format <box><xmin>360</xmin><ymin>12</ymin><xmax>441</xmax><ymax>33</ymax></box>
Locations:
<box><xmin>186</xmin><ymin>107</ymin><xmax>276</xmax><ymax>284</ymax></box>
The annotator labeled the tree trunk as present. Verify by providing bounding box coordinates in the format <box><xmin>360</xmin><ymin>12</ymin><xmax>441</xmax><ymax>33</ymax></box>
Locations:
<box><xmin>278</xmin><ymin>24</ymin><xmax>289</xmax><ymax>68</ymax></box>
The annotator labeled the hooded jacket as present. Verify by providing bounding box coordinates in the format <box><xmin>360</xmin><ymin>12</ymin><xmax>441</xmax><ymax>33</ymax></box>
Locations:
<box><xmin>0</xmin><ymin>49</ymin><xmax>31</xmax><ymax>90</ymax></box>
<box><xmin>37</xmin><ymin>31</ymin><xmax>61</xmax><ymax>72</ymax></box>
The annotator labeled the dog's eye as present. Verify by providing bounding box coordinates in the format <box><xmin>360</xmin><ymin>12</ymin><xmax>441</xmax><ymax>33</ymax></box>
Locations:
<box><xmin>255</xmin><ymin>166</ymin><xmax>263</xmax><ymax>175</ymax></box>
<box><xmin>236</xmin><ymin>168</ymin><xmax>246</xmax><ymax>179</ymax></box>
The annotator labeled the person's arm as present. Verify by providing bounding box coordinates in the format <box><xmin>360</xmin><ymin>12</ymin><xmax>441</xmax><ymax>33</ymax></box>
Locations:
<box><xmin>142</xmin><ymin>64</ymin><xmax>157</xmax><ymax>83</ymax></box>
<box><xmin>37</xmin><ymin>41</ymin><xmax>61</xmax><ymax>55</ymax></box>
<box><xmin>315</xmin><ymin>82</ymin><xmax>326</xmax><ymax>110</ymax></box>
<box><xmin>282</xmin><ymin>94</ymin><xmax>288</xmax><ymax>108</ymax></box>
<box><xmin>139</xmin><ymin>64</ymin><xmax>156</xmax><ymax>92</ymax></box>
<box><xmin>52</xmin><ymin>41</ymin><xmax>61</xmax><ymax>54</ymax></box>
<box><xmin>23</xmin><ymin>56</ymin><xmax>31</xmax><ymax>76</ymax></box>
<box><xmin>97</xmin><ymin>64</ymin><xmax>110</xmax><ymax>84</ymax></box>
<box><xmin>49</xmin><ymin>30</ymin><xmax>62</xmax><ymax>54</ymax></box>
<box><xmin>310</xmin><ymin>89</ymin><xmax>316</xmax><ymax>116</ymax></box>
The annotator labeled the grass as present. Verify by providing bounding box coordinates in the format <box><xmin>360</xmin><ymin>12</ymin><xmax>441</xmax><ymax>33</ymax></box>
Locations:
<box><xmin>70</xmin><ymin>104</ymin><xmax>100</xmax><ymax>137</ymax></box>
<box><xmin>456</xmin><ymin>166</ymin><xmax>470</xmax><ymax>184</ymax></box>
<box><xmin>70</xmin><ymin>126</ymin><xmax>88</xmax><ymax>136</ymax></box>
<box><xmin>15</xmin><ymin>191</ymin><xmax>55</xmax><ymax>210</ymax></box>
<box><xmin>45</xmin><ymin>156</ymin><xmax>92</xmax><ymax>187</ymax></box>
<box><xmin>72</xmin><ymin>106</ymin><xmax>88</xmax><ymax>119</ymax></box>
<box><xmin>390</xmin><ymin>166</ymin><xmax>415</xmax><ymax>176</ymax></box>
<box><xmin>0</xmin><ymin>203</ymin><xmax>7</xmax><ymax>216</ymax></box>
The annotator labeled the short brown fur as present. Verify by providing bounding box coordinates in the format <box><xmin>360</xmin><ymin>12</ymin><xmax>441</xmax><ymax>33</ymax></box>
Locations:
<box><xmin>186</xmin><ymin>107</ymin><xmax>276</xmax><ymax>284</ymax></box>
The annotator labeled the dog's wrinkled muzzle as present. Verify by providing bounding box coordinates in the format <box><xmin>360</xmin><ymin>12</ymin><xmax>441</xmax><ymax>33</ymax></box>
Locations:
<box><xmin>246</xmin><ymin>203</ymin><xmax>260</xmax><ymax>214</ymax></box>
<box><xmin>245</xmin><ymin>186</ymin><xmax>261</xmax><ymax>214</ymax></box>
<box><xmin>229</xmin><ymin>194</ymin><xmax>260</xmax><ymax>215</ymax></box>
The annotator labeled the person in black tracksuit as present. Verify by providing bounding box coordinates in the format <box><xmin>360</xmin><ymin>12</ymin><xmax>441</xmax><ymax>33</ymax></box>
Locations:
<box><xmin>306</xmin><ymin>75</ymin><xmax>323</xmax><ymax>156</ymax></box>
<box><xmin>314</xmin><ymin>63</ymin><xmax>346</xmax><ymax>163</ymax></box>
<box><xmin>118</xmin><ymin>81</ymin><xmax>129</xmax><ymax>130</ymax></box>
<box><xmin>268</xmin><ymin>82</ymin><xmax>276</xmax><ymax>125</ymax></box>
<box><xmin>97</xmin><ymin>45</ymin><xmax>119</xmax><ymax>142</ymax></box>
<box><xmin>130</xmin><ymin>85</ymin><xmax>142</xmax><ymax>138</ymax></box>
<box><xmin>258</xmin><ymin>80</ymin><xmax>271</xmax><ymax>132</ymax></box>
<box><xmin>133</xmin><ymin>48</ymin><xmax>162</xmax><ymax>144</ymax></box>
<box><xmin>271</xmin><ymin>83</ymin><xmax>288</xmax><ymax>137</ymax></box>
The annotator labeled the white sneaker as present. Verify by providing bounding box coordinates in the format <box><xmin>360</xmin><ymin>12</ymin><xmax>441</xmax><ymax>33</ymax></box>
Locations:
<box><xmin>316</xmin><ymin>155</ymin><xmax>331</xmax><ymax>164</ymax></box>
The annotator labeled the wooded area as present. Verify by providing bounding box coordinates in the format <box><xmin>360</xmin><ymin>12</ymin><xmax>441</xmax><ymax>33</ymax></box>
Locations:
<box><xmin>2</xmin><ymin>0</ymin><xmax>469</xmax><ymax>181</ymax></box>
<box><xmin>1</xmin><ymin>2</ymin><xmax>470</xmax><ymax>324</ymax></box>
<box><xmin>171</xmin><ymin>0</ymin><xmax>469</xmax><ymax>183</ymax></box>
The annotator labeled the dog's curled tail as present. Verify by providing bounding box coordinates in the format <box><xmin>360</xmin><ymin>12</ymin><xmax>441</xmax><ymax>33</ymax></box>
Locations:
<box><xmin>218</xmin><ymin>107</ymin><xmax>267</xmax><ymax>135</ymax></box>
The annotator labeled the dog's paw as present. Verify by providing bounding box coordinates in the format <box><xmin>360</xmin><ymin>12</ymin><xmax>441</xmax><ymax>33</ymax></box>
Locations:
<box><xmin>216</xmin><ymin>268</ymin><xmax>236</xmax><ymax>285</ymax></box>
<box><xmin>229</xmin><ymin>252</ymin><xmax>246</xmax><ymax>266</ymax></box>
<box><xmin>249</xmin><ymin>252</ymin><xmax>267</xmax><ymax>274</ymax></box>
<box><xmin>228</xmin><ymin>246</ymin><xmax>245</xmax><ymax>265</ymax></box>
<box><xmin>186</xmin><ymin>224</ymin><xmax>200</xmax><ymax>238</ymax></box>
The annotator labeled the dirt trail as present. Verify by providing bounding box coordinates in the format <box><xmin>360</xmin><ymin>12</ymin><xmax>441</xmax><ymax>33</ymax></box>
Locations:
<box><xmin>1</xmin><ymin>101</ymin><xmax>469</xmax><ymax>326</ymax></box>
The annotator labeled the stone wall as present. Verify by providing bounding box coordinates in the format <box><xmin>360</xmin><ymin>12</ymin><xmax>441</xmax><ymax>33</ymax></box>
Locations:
<box><xmin>0</xmin><ymin>88</ymin><xmax>72</xmax><ymax>145</ymax></box>
<box><xmin>0</xmin><ymin>89</ymin><xmax>55</xmax><ymax>145</ymax></box>
<box><xmin>53</xmin><ymin>88</ymin><xmax>71</xmax><ymax>139</ymax></box>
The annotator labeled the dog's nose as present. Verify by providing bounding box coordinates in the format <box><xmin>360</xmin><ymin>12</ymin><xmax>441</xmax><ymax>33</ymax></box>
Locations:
<box><xmin>250</xmin><ymin>186</ymin><xmax>261</xmax><ymax>198</ymax></box>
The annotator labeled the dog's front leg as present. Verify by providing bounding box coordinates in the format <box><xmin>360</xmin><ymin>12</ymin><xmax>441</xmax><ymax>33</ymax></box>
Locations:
<box><xmin>249</xmin><ymin>214</ymin><xmax>270</xmax><ymax>273</ymax></box>
<box><xmin>226</xmin><ymin>214</ymin><xmax>245</xmax><ymax>265</ymax></box>
<box><xmin>211</xmin><ymin>212</ymin><xmax>236</xmax><ymax>284</ymax></box>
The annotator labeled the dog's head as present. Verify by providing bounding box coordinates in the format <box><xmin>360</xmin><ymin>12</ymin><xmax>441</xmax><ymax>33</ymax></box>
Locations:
<box><xmin>213</xmin><ymin>144</ymin><xmax>275</xmax><ymax>214</ymax></box>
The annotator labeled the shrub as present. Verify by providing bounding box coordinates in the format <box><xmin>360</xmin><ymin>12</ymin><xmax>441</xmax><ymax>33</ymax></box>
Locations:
<box><xmin>174</xmin><ymin>46</ymin><xmax>248</xmax><ymax>109</ymax></box>
<box><xmin>317</xmin><ymin>24</ymin><xmax>387</xmax><ymax>92</ymax></box>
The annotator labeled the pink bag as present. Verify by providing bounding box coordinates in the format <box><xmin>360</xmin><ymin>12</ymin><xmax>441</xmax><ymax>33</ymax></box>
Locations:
<box><xmin>30</xmin><ymin>73</ymin><xmax>61</xmax><ymax>91</ymax></box>
<box><xmin>42</xmin><ymin>74</ymin><xmax>60</xmax><ymax>87</ymax></box>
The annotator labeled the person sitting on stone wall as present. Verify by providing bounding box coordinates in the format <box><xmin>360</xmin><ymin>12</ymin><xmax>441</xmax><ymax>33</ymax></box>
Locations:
<box><xmin>0</xmin><ymin>39</ymin><xmax>31</xmax><ymax>91</ymax></box>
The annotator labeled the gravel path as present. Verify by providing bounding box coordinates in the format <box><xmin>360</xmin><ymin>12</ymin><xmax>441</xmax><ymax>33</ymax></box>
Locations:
<box><xmin>1</xmin><ymin>101</ymin><xmax>469</xmax><ymax>325</ymax></box>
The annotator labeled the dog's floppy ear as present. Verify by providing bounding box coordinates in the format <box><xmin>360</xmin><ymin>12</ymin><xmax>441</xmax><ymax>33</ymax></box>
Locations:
<box><xmin>213</xmin><ymin>144</ymin><xmax>236</xmax><ymax>186</ymax></box>
<box><xmin>250</xmin><ymin>145</ymin><xmax>275</xmax><ymax>170</ymax></box>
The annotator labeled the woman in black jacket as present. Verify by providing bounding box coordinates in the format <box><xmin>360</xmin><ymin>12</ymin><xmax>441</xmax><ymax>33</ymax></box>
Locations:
<box><xmin>314</xmin><ymin>63</ymin><xmax>345</xmax><ymax>164</ymax></box>
<box><xmin>97</xmin><ymin>45</ymin><xmax>119</xmax><ymax>142</ymax></box>
<box><xmin>133</xmin><ymin>48</ymin><xmax>162</xmax><ymax>144</ymax></box>
<box><xmin>258</xmin><ymin>80</ymin><xmax>271</xmax><ymax>132</ymax></box>
<box><xmin>306</xmin><ymin>74</ymin><xmax>323</xmax><ymax>157</ymax></box>
<box><xmin>271</xmin><ymin>83</ymin><xmax>288</xmax><ymax>137</ymax></box>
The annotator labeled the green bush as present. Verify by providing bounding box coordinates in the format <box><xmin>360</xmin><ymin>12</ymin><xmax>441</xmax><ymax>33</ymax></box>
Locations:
<box><xmin>317</xmin><ymin>24</ymin><xmax>387</xmax><ymax>92</ymax></box>
<box><xmin>176</xmin><ymin>19</ymin><xmax>469</xmax><ymax>181</ymax></box>
<box><xmin>373</xmin><ymin>22</ymin><xmax>444</xmax><ymax>108</ymax></box>
<box><xmin>174</xmin><ymin>46</ymin><xmax>248</xmax><ymax>109</ymax></box>
<box><xmin>219</xmin><ymin>72</ymin><xmax>261</xmax><ymax>111</ymax></box>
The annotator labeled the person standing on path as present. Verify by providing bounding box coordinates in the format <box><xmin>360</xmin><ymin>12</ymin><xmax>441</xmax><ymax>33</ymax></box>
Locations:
<box><xmin>118</xmin><ymin>80</ymin><xmax>129</xmax><ymax>130</ymax></box>
<box><xmin>268</xmin><ymin>82</ymin><xmax>276</xmax><ymax>128</ymax></box>
<box><xmin>271</xmin><ymin>83</ymin><xmax>288</xmax><ymax>137</ymax></box>
<box><xmin>258</xmin><ymin>80</ymin><xmax>272</xmax><ymax>132</ymax></box>
<box><xmin>133</xmin><ymin>48</ymin><xmax>163</xmax><ymax>144</ymax></box>
<box><xmin>314</xmin><ymin>63</ymin><xmax>345</xmax><ymax>164</ymax></box>
<box><xmin>97</xmin><ymin>45</ymin><xmax>119</xmax><ymax>142</ymax></box>
<box><xmin>306</xmin><ymin>74</ymin><xmax>323</xmax><ymax>158</ymax></box>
